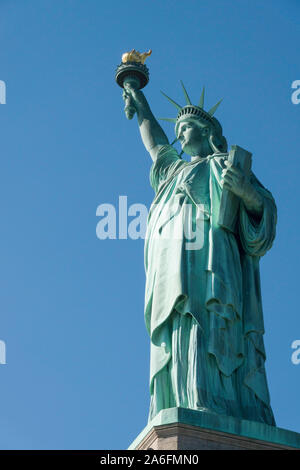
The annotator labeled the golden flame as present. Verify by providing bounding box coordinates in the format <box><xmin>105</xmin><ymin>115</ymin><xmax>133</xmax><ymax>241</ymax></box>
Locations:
<box><xmin>122</xmin><ymin>49</ymin><xmax>152</xmax><ymax>65</ymax></box>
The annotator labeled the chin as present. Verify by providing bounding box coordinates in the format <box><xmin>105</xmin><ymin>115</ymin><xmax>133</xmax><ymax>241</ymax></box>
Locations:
<box><xmin>182</xmin><ymin>143</ymin><xmax>191</xmax><ymax>155</ymax></box>
<box><xmin>184</xmin><ymin>149</ymin><xmax>194</xmax><ymax>157</ymax></box>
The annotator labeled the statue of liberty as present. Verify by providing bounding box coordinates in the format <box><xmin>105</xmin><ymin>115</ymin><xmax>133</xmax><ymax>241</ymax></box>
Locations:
<box><xmin>117</xmin><ymin>52</ymin><xmax>277</xmax><ymax>427</ymax></box>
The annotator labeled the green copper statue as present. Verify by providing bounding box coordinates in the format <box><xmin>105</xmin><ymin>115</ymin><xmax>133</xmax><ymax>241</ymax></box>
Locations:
<box><xmin>116</xmin><ymin>51</ymin><xmax>277</xmax><ymax>426</ymax></box>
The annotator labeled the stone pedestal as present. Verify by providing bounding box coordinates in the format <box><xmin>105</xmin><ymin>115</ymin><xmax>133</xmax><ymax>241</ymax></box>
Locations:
<box><xmin>128</xmin><ymin>408</ymin><xmax>300</xmax><ymax>450</ymax></box>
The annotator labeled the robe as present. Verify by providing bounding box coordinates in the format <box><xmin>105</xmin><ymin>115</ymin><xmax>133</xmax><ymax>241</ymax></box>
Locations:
<box><xmin>144</xmin><ymin>144</ymin><xmax>277</xmax><ymax>425</ymax></box>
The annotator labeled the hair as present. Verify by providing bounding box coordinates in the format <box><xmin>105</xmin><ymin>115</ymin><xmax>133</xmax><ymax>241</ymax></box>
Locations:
<box><xmin>208</xmin><ymin>117</ymin><xmax>228</xmax><ymax>153</ymax></box>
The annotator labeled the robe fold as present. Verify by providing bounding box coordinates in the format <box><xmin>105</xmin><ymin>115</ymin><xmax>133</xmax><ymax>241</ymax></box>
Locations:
<box><xmin>144</xmin><ymin>144</ymin><xmax>276</xmax><ymax>425</ymax></box>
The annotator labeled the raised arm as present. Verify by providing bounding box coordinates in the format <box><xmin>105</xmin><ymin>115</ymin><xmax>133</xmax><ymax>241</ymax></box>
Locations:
<box><xmin>123</xmin><ymin>82</ymin><xmax>169</xmax><ymax>161</ymax></box>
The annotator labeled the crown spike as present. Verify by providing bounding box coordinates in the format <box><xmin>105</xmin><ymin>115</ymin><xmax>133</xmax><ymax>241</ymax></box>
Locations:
<box><xmin>160</xmin><ymin>91</ymin><xmax>182</xmax><ymax>110</ymax></box>
<box><xmin>198</xmin><ymin>87</ymin><xmax>205</xmax><ymax>108</ymax></box>
<box><xmin>180</xmin><ymin>81</ymin><xmax>192</xmax><ymax>105</ymax></box>
<box><xmin>207</xmin><ymin>99</ymin><xmax>223</xmax><ymax>116</ymax></box>
<box><xmin>159</xmin><ymin>117</ymin><xmax>177</xmax><ymax>122</ymax></box>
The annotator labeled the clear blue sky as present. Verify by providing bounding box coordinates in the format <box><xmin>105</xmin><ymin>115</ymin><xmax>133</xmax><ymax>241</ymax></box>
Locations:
<box><xmin>0</xmin><ymin>0</ymin><xmax>299</xmax><ymax>449</ymax></box>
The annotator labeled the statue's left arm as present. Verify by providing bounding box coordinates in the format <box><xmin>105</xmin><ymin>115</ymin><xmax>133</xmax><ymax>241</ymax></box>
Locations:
<box><xmin>222</xmin><ymin>160</ymin><xmax>263</xmax><ymax>217</ymax></box>
<box><xmin>222</xmin><ymin>161</ymin><xmax>277</xmax><ymax>256</ymax></box>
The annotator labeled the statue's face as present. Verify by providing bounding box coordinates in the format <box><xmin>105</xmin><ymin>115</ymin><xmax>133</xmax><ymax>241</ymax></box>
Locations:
<box><xmin>177</xmin><ymin>119</ymin><xmax>209</xmax><ymax>156</ymax></box>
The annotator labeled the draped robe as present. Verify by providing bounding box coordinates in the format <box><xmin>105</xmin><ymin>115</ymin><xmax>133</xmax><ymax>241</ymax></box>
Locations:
<box><xmin>144</xmin><ymin>144</ymin><xmax>277</xmax><ymax>425</ymax></box>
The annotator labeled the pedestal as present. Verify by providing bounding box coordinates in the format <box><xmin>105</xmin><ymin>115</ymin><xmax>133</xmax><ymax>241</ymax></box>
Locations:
<box><xmin>128</xmin><ymin>408</ymin><xmax>300</xmax><ymax>450</ymax></box>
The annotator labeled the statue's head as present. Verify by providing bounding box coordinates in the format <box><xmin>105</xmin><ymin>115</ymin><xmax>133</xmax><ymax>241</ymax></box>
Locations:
<box><xmin>160</xmin><ymin>82</ymin><xmax>228</xmax><ymax>156</ymax></box>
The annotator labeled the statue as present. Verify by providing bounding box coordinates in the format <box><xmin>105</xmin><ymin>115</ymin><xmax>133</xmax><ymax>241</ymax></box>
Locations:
<box><xmin>115</xmin><ymin>52</ymin><xmax>277</xmax><ymax>426</ymax></box>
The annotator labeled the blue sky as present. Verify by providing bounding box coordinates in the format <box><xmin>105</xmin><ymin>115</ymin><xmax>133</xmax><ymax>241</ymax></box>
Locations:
<box><xmin>0</xmin><ymin>0</ymin><xmax>299</xmax><ymax>449</ymax></box>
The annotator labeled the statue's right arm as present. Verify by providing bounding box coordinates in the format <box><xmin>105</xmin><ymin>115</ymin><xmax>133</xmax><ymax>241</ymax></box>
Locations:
<box><xmin>123</xmin><ymin>84</ymin><xmax>169</xmax><ymax>161</ymax></box>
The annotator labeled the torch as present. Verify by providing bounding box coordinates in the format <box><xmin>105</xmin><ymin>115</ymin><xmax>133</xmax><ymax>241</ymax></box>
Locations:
<box><xmin>115</xmin><ymin>49</ymin><xmax>152</xmax><ymax>119</ymax></box>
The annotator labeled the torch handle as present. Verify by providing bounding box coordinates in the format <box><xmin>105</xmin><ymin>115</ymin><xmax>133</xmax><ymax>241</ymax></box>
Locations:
<box><xmin>124</xmin><ymin>97</ymin><xmax>136</xmax><ymax>120</ymax></box>
<box><xmin>123</xmin><ymin>76</ymin><xmax>140</xmax><ymax>120</ymax></box>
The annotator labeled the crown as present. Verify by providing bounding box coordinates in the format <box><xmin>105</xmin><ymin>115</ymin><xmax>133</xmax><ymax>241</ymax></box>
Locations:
<box><xmin>159</xmin><ymin>82</ymin><xmax>223</xmax><ymax>138</ymax></box>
